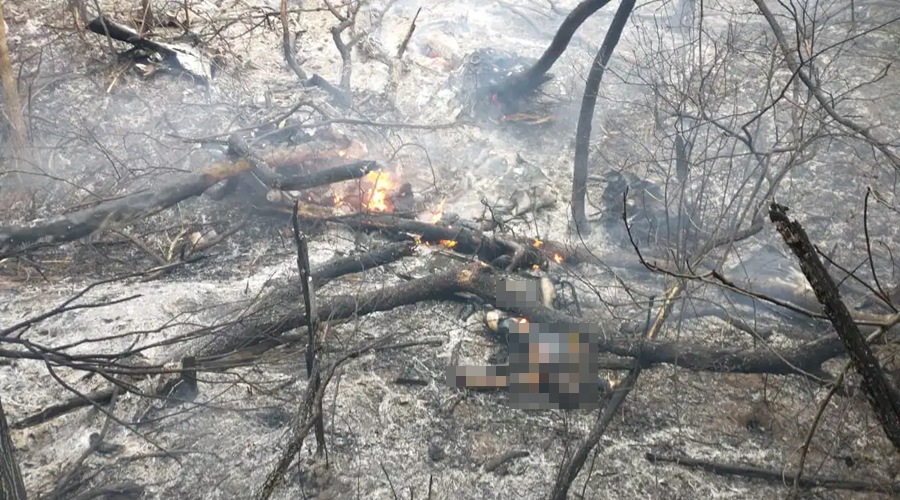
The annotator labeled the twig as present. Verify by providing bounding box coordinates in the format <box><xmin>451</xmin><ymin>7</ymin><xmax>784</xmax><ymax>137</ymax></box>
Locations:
<box><xmin>290</xmin><ymin>201</ymin><xmax>326</xmax><ymax>456</ymax></box>
<box><xmin>396</xmin><ymin>8</ymin><xmax>421</xmax><ymax>59</ymax></box>
<box><xmin>750</xmin><ymin>0</ymin><xmax>900</xmax><ymax>172</ymax></box>
<box><xmin>255</xmin><ymin>334</ymin><xmax>395</xmax><ymax>500</ymax></box>
<box><xmin>648</xmin><ymin>452</ymin><xmax>900</xmax><ymax>494</ymax></box>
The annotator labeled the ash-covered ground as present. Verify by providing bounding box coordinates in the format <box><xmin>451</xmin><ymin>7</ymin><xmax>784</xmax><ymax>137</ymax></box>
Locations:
<box><xmin>2</xmin><ymin>0</ymin><xmax>900</xmax><ymax>499</ymax></box>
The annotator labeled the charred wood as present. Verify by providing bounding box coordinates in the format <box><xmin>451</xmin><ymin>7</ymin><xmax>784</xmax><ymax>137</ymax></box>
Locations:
<box><xmin>0</xmin><ymin>142</ymin><xmax>370</xmax><ymax>259</ymax></box>
<box><xmin>492</xmin><ymin>0</ymin><xmax>612</xmax><ymax>110</ymax></box>
<box><xmin>0</xmin><ymin>159</ymin><xmax>251</xmax><ymax>258</ymax></box>
<box><xmin>190</xmin><ymin>240</ymin><xmax>418</xmax><ymax>360</ymax></box>
<box><xmin>769</xmin><ymin>202</ymin><xmax>900</xmax><ymax>451</ymax></box>
<box><xmin>647</xmin><ymin>452</ymin><xmax>900</xmax><ymax>494</ymax></box>
<box><xmin>572</xmin><ymin>0</ymin><xmax>636</xmax><ymax>233</ymax></box>
<box><xmin>328</xmin><ymin>213</ymin><xmax>547</xmax><ymax>271</ymax></box>
<box><xmin>0</xmin><ymin>396</ymin><xmax>27</xmax><ymax>500</ymax></box>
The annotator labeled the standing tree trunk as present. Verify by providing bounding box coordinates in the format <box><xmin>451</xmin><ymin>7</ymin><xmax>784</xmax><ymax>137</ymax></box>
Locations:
<box><xmin>571</xmin><ymin>0</ymin><xmax>636</xmax><ymax>234</ymax></box>
<box><xmin>0</xmin><ymin>397</ymin><xmax>27</xmax><ymax>500</ymax></box>
<box><xmin>0</xmin><ymin>2</ymin><xmax>30</xmax><ymax>174</ymax></box>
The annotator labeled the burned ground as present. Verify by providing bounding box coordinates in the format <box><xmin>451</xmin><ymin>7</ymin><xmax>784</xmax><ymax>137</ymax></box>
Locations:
<box><xmin>2</xmin><ymin>1</ymin><xmax>900</xmax><ymax>499</ymax></box>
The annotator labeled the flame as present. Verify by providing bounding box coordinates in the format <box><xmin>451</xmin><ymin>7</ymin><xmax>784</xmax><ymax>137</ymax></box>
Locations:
<box><xmin>440</xmin><ymin>239</ymin><xmax>458</xmax><ymax>248</ymax></box>
<box><xmin>533</xmin><ymin>239</ymin><xmax>543</xmax><ymax>248</ymax></box>
<box><xmin>430</xmin><ymin>199</ymin><xmax>446</xmax><ymax>224</ymax></box>
<box><xmin>361</xmin><ymin>170</ymin><xmax>395</xmax><ymax>213</ymax></box>
<box><xmin>553</xmin><ymin>253</ymin><xmax>563</xmax><ymax>264</ymax></box>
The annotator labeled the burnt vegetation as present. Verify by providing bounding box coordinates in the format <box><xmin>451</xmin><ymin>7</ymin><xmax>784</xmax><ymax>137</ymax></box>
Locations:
<box><xmin>1</xmin><ymin>0</ymin><xmax>900</xmax><ymax>499</ymax></box>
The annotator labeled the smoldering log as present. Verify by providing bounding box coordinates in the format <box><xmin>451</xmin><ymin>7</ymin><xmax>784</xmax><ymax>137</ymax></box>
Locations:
<box><xmin>279</xmin><ymin>160</ymin><xmax>376</xmax><ymax>191</ymax></box>
<box><xmin>327</xmin><ymin>214</ymin><xmax>547</xmax><ymax>270</ymax></box>
<box><xmin>227</xmin><ymin>133</ymin><xmax>285</xmax><ymax>189</ymax></box>
<box><xmin>0</xmin><ymin>141</ymin><xmax>371</xmax><ymax>258</ymax></box>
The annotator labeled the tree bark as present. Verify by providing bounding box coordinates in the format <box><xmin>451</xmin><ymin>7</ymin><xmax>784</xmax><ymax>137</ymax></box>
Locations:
<box><xmin>572</xmin><ymin>0</ymin><xmax>636</xmax><ymax>234</ymax></box>
<box><xmin>492</xmin><ymin>0</ymin><xmax>612</xmax><ymax>108</ymax></box>
<box><xmin>0</xmin><ymin>144</ymin><xmax>369</xmax><ymax>258</ymax></box>
<box><xmin>0</xmin><ymin>396</ymin><xmax>27</xmax><ymax>500</ymax></box>
<box><xmin>0</xmin><ymin>1</ymin><xmax>31</xmax><ymax>177</ymax></box>
<box><xmin>769</xmin><ymin>202</ymin><xmax>900</xmax><ymax>451</ymax></box>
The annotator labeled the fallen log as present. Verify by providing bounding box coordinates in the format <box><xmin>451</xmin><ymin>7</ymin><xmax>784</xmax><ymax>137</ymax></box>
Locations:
<box><xmin>195</xmin><ymin>259</ymin><xmax>851</xmax><ymax>378</ymax></box>
<box><xmin>0</xmin><ymin>160</ymin><xmax>250</xmax><ymax>258</ymax></box>
<box><xmin>0</xmin><ymin>141</ymin><xmax>370</xmax><ymax>259</ymax></box>
<box><xmin>86</xmin><ymin>16</ymin><xmax>212</xmax><ymax>81</ymax></box>
<box><xmin>646</xmin><ymin>452</ymin><xmax>900</xmax><ymax>494</ymax></box>
<box><xmin>280</xmin><ymin>160</ymin><xmax>376</xmax><ymax>191</ymax></box>
<box><xmin>188</xmin><ymin>240</ymin><xmax>418</xmax><ymax>360</ymax></box>
<box><xmin>325</xmin><ymin>213</ymin><xmax>547</xmax><ymax>271</ymax></box>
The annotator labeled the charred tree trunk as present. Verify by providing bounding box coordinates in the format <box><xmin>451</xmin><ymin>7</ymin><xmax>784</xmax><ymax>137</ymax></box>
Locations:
<box><xmin>572</xmin><ymin>0</ymin><xmax>636</xmax><ymax>234</ymax></box>
<box><xmin>769</xmin><ymin>202</ymin><xmax>900</xmax><ymax>451</ymax></box>
<box><xmin>0</xmin><ymin>396</ymin><xmax>27</xmax><ymax>500</ymax></box>
<box><xmin>492</xmin><ymin>0</ymin><xmax>612</xmax><ymax>108</ymax></box>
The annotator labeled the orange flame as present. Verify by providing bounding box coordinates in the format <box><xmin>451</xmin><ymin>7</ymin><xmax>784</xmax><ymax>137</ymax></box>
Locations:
<box><xmin>533</xmin><ymin>239</ymin><xmax>543</xmax><ymax>248</ymax></box>
<box><xmin>362</xmin><ymin>171</ymin><xmax>395</xmax><ymax>213</ymax></box>
<box><xmin>430</xmin><ymin>199</ymin><xmax>446</xmax><ymax>224</ymax></box>
<box><xmin>553</xmin><ymin>253</ymin><xmax>563</xmax><ymax>264</ymax></box>
<box><xmin>440</xmin><ymin>239</ymin><xmax>458</xmax><ymax>248</ymax></box>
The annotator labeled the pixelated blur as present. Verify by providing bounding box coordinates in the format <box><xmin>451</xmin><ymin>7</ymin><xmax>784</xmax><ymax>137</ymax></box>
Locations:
<box><xmin>446</xmin><ymin>279</ymin><xmax>601</xmax><ymax>410</ymax></box>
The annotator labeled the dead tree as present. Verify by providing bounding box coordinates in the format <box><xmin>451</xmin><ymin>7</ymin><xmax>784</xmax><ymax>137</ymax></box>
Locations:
<box><xmin>0</xmin><ymin>396</ymin><xmax>27</xmax><ymax>500</ymax></box>
<box><xmin>572</xmin><ymin>0</ymin><xmax>636</xmax><ymax>233</ymax></box>
<box><xmin>492</xmin><ymin>0</ymin><xmax>612</xmax><ymax>110</ymax></box>
<box><xmin>769</xmin><ymin>202</ymin><xmax>900</xmax><ymax>451</ymax></box>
